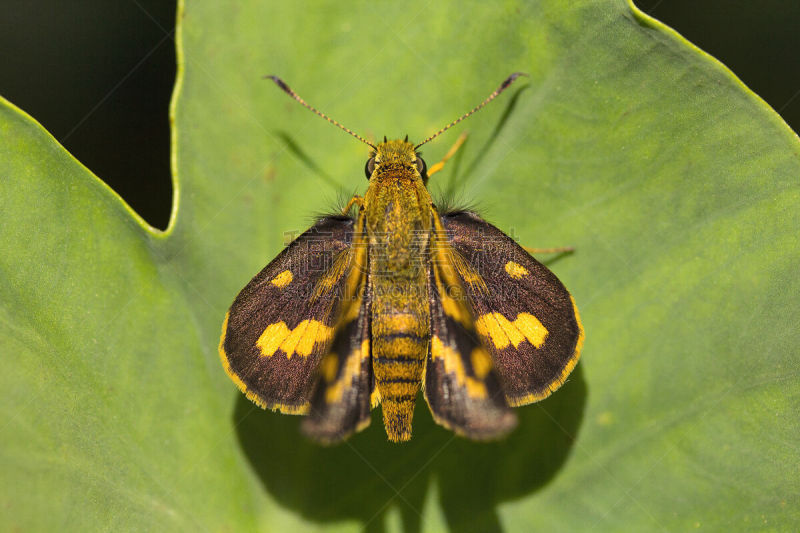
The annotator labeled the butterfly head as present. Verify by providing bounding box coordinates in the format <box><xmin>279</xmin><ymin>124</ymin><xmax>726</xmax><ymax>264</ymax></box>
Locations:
<box><xmin>364</xmin><ymin>135</ymin><xmax>426</xmax><ymax>181</ymax></box>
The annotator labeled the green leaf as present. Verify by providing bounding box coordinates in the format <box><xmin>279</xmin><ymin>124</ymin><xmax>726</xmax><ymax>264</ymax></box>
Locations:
<box><xmin>2</xmin><ymin>0</ymin><xmax>798</xmax><ymax>531</ymax></box>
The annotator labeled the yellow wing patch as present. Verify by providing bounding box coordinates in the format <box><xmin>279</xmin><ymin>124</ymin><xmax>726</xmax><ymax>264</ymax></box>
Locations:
<box><xmin>470</xmin><ymin>347</ymin><xmax>492</xmax><ymax>378</ymax></box>
<box><xmin>324</xmin><ymin>339</ymin><xmax>370</xmax><ymax>404</ymax></box>
<box><xmin>431</xmin><ymin>336</ymin><xmax>488</xmax><ymax>399</ymax></box>
<box><xmin>430</xmin><ymin>209</ymin><xmax>474</xmax><ymax>328</ymax></box>
<box><xmin>431</xmin><ymin>262</ymin><xmax>471</xmax><ymax>328</ymax></box>
<box><xmin>341</xmin><ymin>288</ymin><xmax>364</xmax><ymax>325</ymax></box>
<box><xmin>256</xmin><ymin>319</ymin><xmax>334</xmax><ymax>358</ymax></box>
<box><xmin>450</xmin><ymin>249</ymin><xmax>488</xmax><ymax>293</ymax></box>
<box><xmin>505</xmin><ymin>296</ymin><xmax>584</xmax><ymax>406</ymax></box>
<box><xmin>312</xmin><ymin>249</ymin><xmax>350</xmax><ymax>300</ymax></box>
<box><xmin>504</xmin><ymin>261</ymin><xmax>529</xmax><ymax>279</ymax></box>
<box><xmin>270</xmin><ymin>269</ymin><xmax>293</xmax><ymax>287</ymax></box>
<box><xmin>320</xmin><ymin>353</ymin><xmax>339</xmax><ymax>382</ymax></box>
<box><xmin>439</xmin><ymin>288</ymin><xmax>471</xmax><ymax>328</ymax></box>
<box><xmin>219</xmin><ymin>312</ymin><xmax>310</xmax><ymax>414</ymax></box>
<box><xmin>475</xmin><ymin>312</ymin><xmax>548</xmax><ymax>350</ymax></box>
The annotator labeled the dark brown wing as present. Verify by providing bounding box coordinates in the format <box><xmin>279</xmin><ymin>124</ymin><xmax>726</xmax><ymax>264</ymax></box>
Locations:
<box><xmin>219</xmin><ymin>215</ymin><xmax>354</xmax><ymax>414</ymax></box>
<box><xmin>302</xmin><ymin>277</ymin><xmax>374</xmax><ymax>443</ymax></box>
<box><xmin>439</xmin><ymin>210</ymin><xmax>584</xmax><ymax>406</ymax></box>
<box><xmin>424</xmin><ymin>261</ymin><xmax>517</xmax><ymax>439</ymax></box>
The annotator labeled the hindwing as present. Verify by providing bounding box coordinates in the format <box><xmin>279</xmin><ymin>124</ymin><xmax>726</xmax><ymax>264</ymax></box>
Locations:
<box><xmin>424</xmin><ymin>262</ymin><xmax>517</xmax><ymax>439</ymax></box>
<box><xmin>302</xmin><ymin>276</ymin><xmax>374</xmax><ymax>443</ymax></box>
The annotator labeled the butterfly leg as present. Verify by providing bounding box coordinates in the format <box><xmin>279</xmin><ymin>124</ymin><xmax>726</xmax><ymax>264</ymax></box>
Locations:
<box><xmin>341</xmin><ymin>195</ymin><xmax>365</xmax><ymax>216</ymax></box>
<box><xmin>426</xmin><ymin>132</ymin><xmax>468</xmax><ymax>179</ymax></box>
<box><xmin>523</xmin><ymin>246</ymin><xmax>575</xmax><ymax>254</ymax></box>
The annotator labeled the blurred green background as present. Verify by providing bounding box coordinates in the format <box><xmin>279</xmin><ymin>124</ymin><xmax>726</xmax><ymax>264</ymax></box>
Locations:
<box><xmin>0</xmin><ymin>1</ymin><xmax>798</xmax><ymax>229</ymax></box>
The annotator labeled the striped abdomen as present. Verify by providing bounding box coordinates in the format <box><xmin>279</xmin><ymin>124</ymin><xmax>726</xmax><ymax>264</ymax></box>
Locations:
<box><xmin>371</xmin><ymin>280</ymin><xmax>430</xmax><ymax>442</ymax></box>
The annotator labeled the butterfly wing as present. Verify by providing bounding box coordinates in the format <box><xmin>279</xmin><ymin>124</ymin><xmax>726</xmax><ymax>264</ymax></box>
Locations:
<box><xmin>422</xmin><ymin>212</ymin><xmax>517</xmax><ymax>439</ymax></box>
<box><xmin>219</xmin><ymin>215</ymin><xmax>355</xmax><ymax>414</ymax></box>
<box><xmin>424</xmin><ymin>259</ymin><xmax>517</xmax><ymax>439</ymax></box>
<box><xmin>302</xmin><ymin>276</ymin><xmax>374</xmax><ymax>443</ymax></box>
<box><xmin>439</xmin><ymin>210</ymin><xmax>584</xmax><ymax>406</ymax></box>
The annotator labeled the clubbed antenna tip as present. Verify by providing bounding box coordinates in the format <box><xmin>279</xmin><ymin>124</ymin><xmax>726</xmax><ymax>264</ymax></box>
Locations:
<box><xmin>264</xmin><ymin>74</ymin><xmax>290</xmax><ymax>94</ymax></box>
<box><xmin>264</xmin><ymin>75</ymin><xmax>375</xmax><ymax>149</ymax></box>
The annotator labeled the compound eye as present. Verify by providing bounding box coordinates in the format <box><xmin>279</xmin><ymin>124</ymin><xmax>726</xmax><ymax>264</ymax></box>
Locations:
<box><xmin>364</xmin><ymin>157</ymin><xmax>375</xmax><ymax>179</ymax></box>
<box><xmin>415</xmin><ymin>155</ymin><xmax>427</xmax><ymax>177</ymax></box>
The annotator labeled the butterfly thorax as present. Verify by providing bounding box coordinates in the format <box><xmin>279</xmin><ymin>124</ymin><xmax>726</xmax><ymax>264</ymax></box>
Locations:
<box><xmin>364</xmin><ymin>140</ymin><xmax>433</xmax><ymax>442</ymax></box>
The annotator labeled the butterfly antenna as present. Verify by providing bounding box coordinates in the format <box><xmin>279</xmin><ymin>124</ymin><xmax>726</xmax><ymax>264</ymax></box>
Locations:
<box><xmin>414</xmin><ymin>72</ymin><xmax>528</xmax><ymax>149</ymax></box>
<box><xmin>266</xmin><ymin>75</ymin><xmax>376</xmax><ymax>149</ymax></box>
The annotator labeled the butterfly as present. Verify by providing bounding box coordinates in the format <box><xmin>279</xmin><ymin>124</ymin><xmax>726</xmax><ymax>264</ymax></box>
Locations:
<box><xmin>219</xmin><ymin>73</ymin><xmax>584</xmax><ymax>443</ymax></box>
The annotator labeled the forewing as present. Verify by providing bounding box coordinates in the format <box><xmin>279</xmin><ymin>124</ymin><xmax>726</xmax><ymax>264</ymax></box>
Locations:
<box><xmin>440</xmin><ymin>211</ymin><xmax>584</xmax><ymax>406</ymax></box>
<box><xmin>219</xmin><ymin>215</ymin><xmax>354</xmax><ymax>414</ymax></box>
<box><xmin>424</xmin><ymin>250</ymin><xmax>517</xmax><ymax>439</ymax></box>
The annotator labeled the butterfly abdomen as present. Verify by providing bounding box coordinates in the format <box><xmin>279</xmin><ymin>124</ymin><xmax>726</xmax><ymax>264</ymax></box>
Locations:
<box><xmin>371</xmin><ymin>288</ymin><xmax>430</xmax><ymax>442</ymax></box>
<box><xmin>366</xmin><ymin>166</ymin><xmax>433</xmax><ymax>442</ymax></box>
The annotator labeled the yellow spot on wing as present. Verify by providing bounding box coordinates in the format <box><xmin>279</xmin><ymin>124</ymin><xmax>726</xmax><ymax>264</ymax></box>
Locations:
<box><xmin>256</xmin><ymin>320</ymin><xmax>334</xmax><ymax>358</ymax></box>
<box><xmin>433</xmin><ymin>264</ymin><xmax>472</xmax><ymax>328</ymax></box>
<box><xmin>475</xmin><ymin>312</ymin><xmax>548</xmax><ymax>350</ymax></box>
<box><xmin>256</xmin><ymin>322</ymin><xmax>290</xmax><ymax>357</ymax></box>
<box><xmin>470</xmin><ymin>347</ymin><xmax>492</xmax><ymax>378</ymax></box>
<box><xmin>431</xmin><ymin>209</ymin><xmax>474</xmax><ymax>327</ymax></box>
<box><xmin>270</xmin><ymin>269</ymin><xmax>293</xmax><ymax>287</ymax></box>
<box><xmin>336</xmin><ymin>214</ymin><xmax>368</xmax><ymax>324</ymax></box>
<box><xmin>321</xmin><ymin>353</ymin><xmax>339</xmax><ymax>382</ymax></box>
<box><xmin>312</xmin><ymin>249</ymin><xmax>350</xmax><ymax>299</ymax></box>
<box><xmin>325</xmin><ymin>339</ymin><xmax>369</xmax><ymax>404</ymax></box>
<box><xmin>440</xmin><ymin>290</ymin><xmax>470</xmax><ymax>327</ymax></box>
<box><xmin>451</xmin><ymin>250</ymin><xmax>487</xmax><ymax>293</ymax></box>
<box><xmin>295</xmin><ymin>320</ymin><xmax>320</xmax><ymax>356</ymax></box>
<box><xmin>514</xmin><ymin>313</ymin><xmax>548</xmax><ymax>348</ymax></box>
<box><xmin>218</xmin><ymin>312</ymin><xmax>310</xmax><ymax>414</ymax></box>
<box><xmin>431</xmin><ymin>336</ymin><xmax>487</xmax><ymax>398</ymax></box>
<box><xmin>341</xmin><ymin>291</ymin><xmax>363</xmax><ymax>324</ymax></box>
<box><xmin>504</xmin><ymin>261</ymin><xmax>529</xmax><ymax>279</ymax></box>
<box><xmin>506</xmin><ymin>295</ymin><xmax>584</xmax><ymax>407</ymax></box>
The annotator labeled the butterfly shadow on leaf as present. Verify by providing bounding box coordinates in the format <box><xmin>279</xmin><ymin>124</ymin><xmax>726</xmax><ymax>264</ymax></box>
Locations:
<box><xmin>233</xmin><ymin>363</ymin><xmax>586</xmax><ymax>533</ymax></box>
